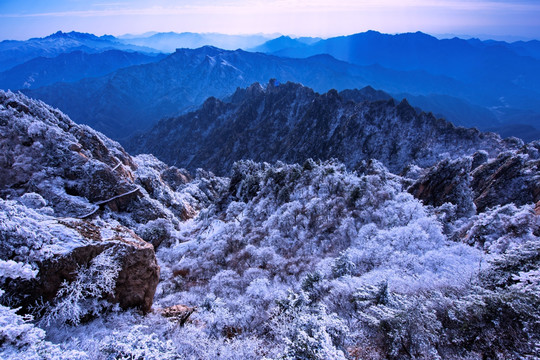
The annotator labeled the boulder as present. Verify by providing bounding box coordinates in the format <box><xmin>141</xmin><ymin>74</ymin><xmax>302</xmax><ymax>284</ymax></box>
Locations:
<box><xmin>0</xmin><ymin>205</ymin><xmax>159</xmax><ymax>314</ymax></box>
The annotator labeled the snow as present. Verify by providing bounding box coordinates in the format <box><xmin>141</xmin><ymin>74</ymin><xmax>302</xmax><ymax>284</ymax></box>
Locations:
<box><xmin>1</xmin><ymin>88</ymin><xmax>539</xmax><ymax>359</ymax></box>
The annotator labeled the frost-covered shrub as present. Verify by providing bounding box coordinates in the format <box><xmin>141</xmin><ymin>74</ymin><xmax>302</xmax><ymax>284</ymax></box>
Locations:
<box><xmin>139</xmin><ymin>218</ymin><xmax>177</xmax><ymax>248</ymax></box>
<box><xmin>0</xmin><ymin>303</ymin><xmax>88</xmax><ymax>360</ymax></box>
<box><xmin>353</xmin><ymin>286</ymin><xmax>443</xmax><ymax>359</ymax></box>
<box><xmin>0</xmin><ymin>199</ymin><xmax>85</xmax><ymax>262</ymax></box>
<box><xmin>151</xmin><ymin>159</ymin><xmax>492</xmax><ymax>357</ymax></box>
<box><xmin>0</xmin><ymin>255</ymin><xmax>87</xmax><ymax>359</ymax></box>
<box><xmin>0</xmin><ymin>260</ymin><xmax>38</xmax><ymax>281</ymax></box>
<box><xmin>42</xmin><ymin>248</ymin><xmax>121</xmax><ymax>326</ymax></box>
<box><xmin>463</xmin><ymin>203</ymin><xmax>538</xmax><ymax>253</ymax></box>
<box><xmin>272</xmin><ymin>291</ymin><xmax>348</xmax><ymax>360</ymax></box>
<box><xmin>100</xmin><ymin>325</ymin><xmax>179</xmax><ymax>360</ymax></box>
<box><xmin>17</xmin><ymin>192</ymin><xmax>48</xmax><ymax>210</ymax></box>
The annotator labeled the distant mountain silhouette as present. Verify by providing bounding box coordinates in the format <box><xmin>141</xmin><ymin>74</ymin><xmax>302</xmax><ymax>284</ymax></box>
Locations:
<box><xmin>267</xmin><ymin>31</ymin><xmax>540</xmax><ymax>96</ymax></box>
<box><xmin>254</xmin><ymin>31</ymin><xmax>540</xmax><ymax>134</ymax></box>
<box><xmin>0</xmin><ymin>31</ymin><xmax>159</xmax><ymax>71</ymax></box>
<box><xmin>0</xmin><ymin>50</ymin><xmax>165</xmax><ymax>90</ymax></box>
<box><xmin>249</xmin><ymin>36</ymin><xmax>319</xmax><ymax>53</ymax></box>
<box><xmin>118</xmin><ymin>32</ymin><xmax>274</xmax><ymax>52</ymax></box>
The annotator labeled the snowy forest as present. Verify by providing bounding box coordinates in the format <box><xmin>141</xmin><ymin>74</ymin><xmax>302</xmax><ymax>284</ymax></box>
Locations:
<box><xmin>0</xmin><ymin>85</ymin><xmax>539</xmax><ymax>360</ymax></box>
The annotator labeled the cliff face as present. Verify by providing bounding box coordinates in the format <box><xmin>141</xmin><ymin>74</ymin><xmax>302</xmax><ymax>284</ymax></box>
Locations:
<box><xmin>130</xmin><ymin>81</ymin><xmax>518</xmax><ymax>175</ymax></box>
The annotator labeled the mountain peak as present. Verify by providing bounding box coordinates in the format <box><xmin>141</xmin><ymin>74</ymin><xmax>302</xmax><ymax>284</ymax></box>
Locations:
<box><xmin>174</xmin><ymin>45</ymin><xmax>225</xmax><ymax>55</ymax></box>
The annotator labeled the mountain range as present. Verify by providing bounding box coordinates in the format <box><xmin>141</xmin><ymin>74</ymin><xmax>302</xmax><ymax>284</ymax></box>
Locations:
<box><xmin>255</xmin><ymin>31</ymin><xmax>540</xmax><ymax>98</ymax></box>
<box><xmin>1</xmin><ymin>30</ymin><xmax>539</xmax><ymax>142</ymax></box>
<box><xmin>117</xmin><ymin>32</ymin><xmax>277</xmax><ymax>53</ymax></box>
<box><xmin>23</xmin><ymin>45</ymin><xmax>515</xmax><ymax>141</ymax></box>
<box><xmin>0</xmin><ymin>31</ymin><xmax>159</xmax><ymax>72</ymax></box>
<box><xmin>252</xmin><ymin>31</ymin><xmax>540</xmax><ymax>136</ymax></box>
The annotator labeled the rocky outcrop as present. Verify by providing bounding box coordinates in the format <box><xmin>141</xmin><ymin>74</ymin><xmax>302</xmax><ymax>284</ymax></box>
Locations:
<box><xmin>0</xmin><ymin>199</ymin><xmax>159</xmax><ymax>314</ymax></box>
<box><xmin>0</xmin><ymin>90</ymin><xmax>233</xmax><ymax>319</ymax></box>
<box><xmin>471</xmin><ymin>143</ymin><xmax>540</xmax><ymax>212</ymax></box>
<box><xmin>0</xmin><ymin>91</ymin><xmax>220</xmax><ymax>318</ymax></box>
<box><xmin>0</xmin><ymin>90</ymin><xmax>138</xmax><ymax>218</ymax></box>
<box><xmin>409</xmin><ymin>142</ymin><xmax>540</xmax><ymax>214</ymax></box>
<box><xmin>408</xmin><ymin>156</ymin><xmax>475</xmax><ymax>216</ymax></box>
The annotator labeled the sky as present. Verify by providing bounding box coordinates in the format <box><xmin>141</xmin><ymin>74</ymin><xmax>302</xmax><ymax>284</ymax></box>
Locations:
<box><xmin>0</xmin><ymin>0</ymin><xmax>539</xmax><ymax>41</ymax></box>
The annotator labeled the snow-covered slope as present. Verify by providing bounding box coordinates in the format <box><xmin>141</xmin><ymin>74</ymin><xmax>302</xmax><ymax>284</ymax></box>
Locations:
<box><xmin>1</xmin><ymin>91</ymin><xmax>538</xmax><ymax>359</ymax></box>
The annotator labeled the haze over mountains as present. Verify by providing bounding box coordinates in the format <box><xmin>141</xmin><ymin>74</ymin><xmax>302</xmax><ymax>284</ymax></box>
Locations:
<box><xmin>1</xmin><ymin>30</ymin><xmax>538</xmax><ymax>142</ymax></box>
<box><xmin>117</xmin><ymin>32</ymin><xmax>277</xmax><ymax>53</ymax></box>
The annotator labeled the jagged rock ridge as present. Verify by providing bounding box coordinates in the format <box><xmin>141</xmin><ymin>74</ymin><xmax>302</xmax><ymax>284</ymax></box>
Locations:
<box><xmin>130</xmin><ymin>81</ymin><xmax>519</xmax><ymax>175</ymax></box>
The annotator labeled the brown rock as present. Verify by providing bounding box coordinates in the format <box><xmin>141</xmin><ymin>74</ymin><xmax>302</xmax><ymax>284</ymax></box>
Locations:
<box><xmin>6</xmin><ymin>220</ymin><xmax>160</xmax><ymax>314</ymax></box>
<box><xmin>156</xmin><ymin>304</ymin><xmax>196</xmax><ymax>325</ymax></box>
<box><xmin>408</xmin><ymin>157</ymin><xmax>475</xmax><ymax>216</ymax></box>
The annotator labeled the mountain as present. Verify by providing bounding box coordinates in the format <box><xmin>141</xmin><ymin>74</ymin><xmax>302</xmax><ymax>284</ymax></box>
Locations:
<box><xmin>118</xmin><ymin>32</ymin><xmax>275</xmax><ymax>52</ymax></box>
<box><xmin>129</xmin><ymin>81</ymin><xmax>518</xmax><ymax>175</ymax></box>
<box><xmin>24</xmin><ymin>46</ymin><xmax>499</xmax><ymax>141</ymax></box>
<box><xmin>249</xmin><ymin>35</ymin><xmax>320</xmax><ymax>53</ymax></box>
<box><xmin>2</xmin><ymin>90</ymin><xmax>539</xmax><ymax>359</ymax></box>
<box><xmin>0</xmin><ymin>50</ymin><xmax>166</xmax><ymax>90</ymax></box>
<box><xmin>0</xmin><ymin>31</ymin><xmax>160</xmax><ymax>72</ymax></box>
<box><xmin>396</xmin><ymin>93</ymin><xmax>499</xmax><ymax>129</ymax></box>
<box><xmin>257</xmin><ymin>31</ymin><xmax>540</xmax><ymax>134</ymax></box>
<box><xmin>269</xmin><ymin>31</ymin><xmax>540</xmax><ymax>95</ymax></box>
<box><xmin>467</xmin><ymin>38</ymin><xmax>540</xmax><ymax>60</ymax></box>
